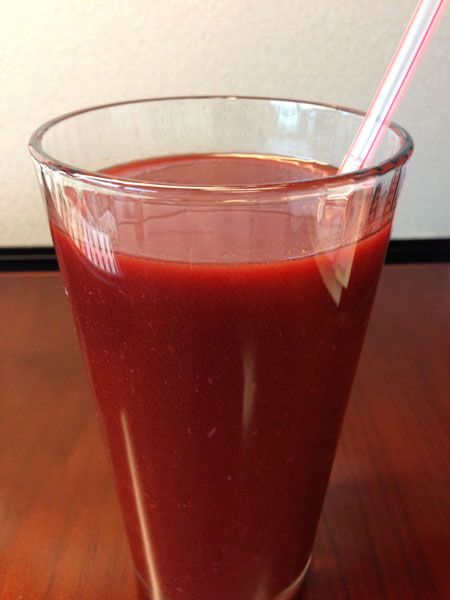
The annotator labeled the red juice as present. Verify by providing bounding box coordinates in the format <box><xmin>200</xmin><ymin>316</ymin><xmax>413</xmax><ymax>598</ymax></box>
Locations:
<box><xmin>52</xmin><ymin>154</ymin><xmax>390</xmax><ymax>600</ymax></box>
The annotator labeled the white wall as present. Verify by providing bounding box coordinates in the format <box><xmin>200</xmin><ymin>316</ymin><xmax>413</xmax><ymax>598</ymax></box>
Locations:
<box><xmin>1</xmin><ymin>0</ymin><xmax>449</xmax><ymax>246</ymax></box>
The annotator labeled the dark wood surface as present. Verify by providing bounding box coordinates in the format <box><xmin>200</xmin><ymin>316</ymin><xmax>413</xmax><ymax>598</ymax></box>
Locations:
<box><xmin>0</xmin><ymin>265</ymin><xmax>449</xmax><ymax>599</ymax></box>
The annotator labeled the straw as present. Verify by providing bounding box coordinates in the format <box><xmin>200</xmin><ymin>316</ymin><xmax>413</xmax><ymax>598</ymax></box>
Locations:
<box><xmin>318</xmin><ymin>0</ymin><xmax>447</xmax><ymax>306</ymax></box>
<box><xmin>339</xmin><ymin>0</ymin><xmax>448</xmax><ymax>174</ymax></box>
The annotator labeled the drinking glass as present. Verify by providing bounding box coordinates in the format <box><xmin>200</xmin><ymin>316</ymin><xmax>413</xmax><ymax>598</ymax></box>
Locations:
<box><xmin>30</xmin><ymin>97</ymin><xmax>412</xmax><ymax>600</ymax></box>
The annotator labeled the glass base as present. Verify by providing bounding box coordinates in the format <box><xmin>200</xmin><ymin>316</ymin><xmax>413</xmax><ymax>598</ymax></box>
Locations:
<box><xmin>135</xmin><ymin>555</ymin><xmax>311</xmax><ymax>600</ymax></box>
<box><xmin>274</xmin><ymin>555</ymin><xmax>311</xmax><ymax>599</ymax></box>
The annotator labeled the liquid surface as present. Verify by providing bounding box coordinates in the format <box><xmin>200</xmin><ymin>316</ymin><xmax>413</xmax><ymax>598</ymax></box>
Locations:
<box><xmin>96</xmin><ymin>154</ymin><xmax>346</xmax><ymax>266</ymax></box>
<box><xmin>106</xmin><ymin>153</ymin><xmax>336</xmax><ymax>186</ymax></box>
<box><xmin>52</xmin><ymin>154</ymin><xmax>390</xmax><ymax>600</ymax></box>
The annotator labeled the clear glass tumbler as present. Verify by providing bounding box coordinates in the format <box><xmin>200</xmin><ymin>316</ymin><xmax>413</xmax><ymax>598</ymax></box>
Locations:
<box><xmin>29</xmin><ymin>97</ymin><xmax>412</xmax><ymax>600</ymax></box>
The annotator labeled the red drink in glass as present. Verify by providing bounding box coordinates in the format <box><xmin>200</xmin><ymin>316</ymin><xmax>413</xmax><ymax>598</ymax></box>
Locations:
<box><xmin>30</xmin><ymin>98</ymin><xmax>412</xmax><ymax>599</ymax></box>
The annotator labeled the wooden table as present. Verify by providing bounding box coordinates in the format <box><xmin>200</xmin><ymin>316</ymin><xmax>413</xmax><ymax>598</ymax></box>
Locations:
<box><xmin>1</xmin><ymin>265</ymin><xmax>449</xmax><ymax>599</ymax></box>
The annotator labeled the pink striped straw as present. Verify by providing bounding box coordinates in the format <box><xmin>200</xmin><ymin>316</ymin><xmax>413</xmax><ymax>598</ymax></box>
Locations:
<box><xmin>339</xmin><ymin>0</ymin><xmax>448</xmax><ymax>174</ymax></box>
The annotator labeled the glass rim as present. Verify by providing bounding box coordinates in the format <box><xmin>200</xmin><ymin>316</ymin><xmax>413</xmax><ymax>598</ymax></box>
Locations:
<box><xmin>29</xmin><ymin>95</ymin><xmax>414</xmax><ymax>194</ymax></box>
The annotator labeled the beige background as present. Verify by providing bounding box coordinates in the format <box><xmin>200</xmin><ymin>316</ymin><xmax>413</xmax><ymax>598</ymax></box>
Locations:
<box><xmin>1</xmin><ymin>0</ymin><xmax>449</xmax><ymax>246</ymax></box>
